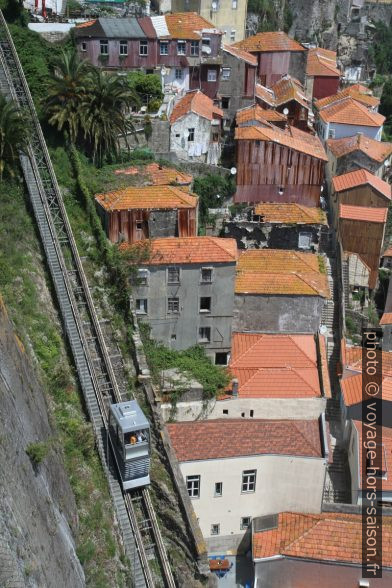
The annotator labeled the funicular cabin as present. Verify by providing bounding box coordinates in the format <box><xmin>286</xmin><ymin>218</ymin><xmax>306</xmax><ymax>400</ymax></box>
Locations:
<box><xmin>108</xmin><ymin>400</ymin><xmax>150</xmax><ymax>490</ymax></box>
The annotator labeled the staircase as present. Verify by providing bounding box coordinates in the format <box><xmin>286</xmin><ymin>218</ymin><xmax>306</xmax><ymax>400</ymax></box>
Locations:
<box><xmin>342</xmin><ymin>258</ymin><xmax>350</xmax><ymax>310</ymax></box>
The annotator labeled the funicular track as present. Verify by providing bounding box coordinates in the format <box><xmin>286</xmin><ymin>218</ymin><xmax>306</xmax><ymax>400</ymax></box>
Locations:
<box><xmin>0</xmin><ymin>11</ymin><xmax>175</xmax><ymax>588</ymax></box>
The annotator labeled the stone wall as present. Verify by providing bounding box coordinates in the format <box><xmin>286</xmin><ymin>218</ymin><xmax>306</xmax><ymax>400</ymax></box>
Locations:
<box><xmin>223</xmin><ymin>220</ymin><xmax>324</xmax><ymax>251</ymax></box>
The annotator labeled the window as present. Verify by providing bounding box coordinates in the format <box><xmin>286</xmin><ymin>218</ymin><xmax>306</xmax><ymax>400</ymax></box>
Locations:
<box><xmin>232</xmin><ymin>0</ymin><xmax>237</xmax><ymax>7</ymax></box>
<box><xmin>199</xmin><ymin>297</ymin><xmax>211</xmax><ymax>313</ymax></box>
<box><xmin>298</xmin><ymin>232</ymin><xmax>312</xmax><ymax>250</ymax></box>
<box><xmin>223</xmin><ymin>409</ymin><xmax>228</xmax><ymax>415</ymax></box>
<box><xmin>190</xmin><ymin>41</ymin><xmax>199</xmax><ymax>56</ymax></box>
<box><xmin>187</xmin><ymin>475</ymin><xmax>200</xmax><ymax>498</ymax></box>
<box><xmin>214</xmin><ymin>482</ymin><xmax>223</xmax><ymax>496</ymax></box>
<box><xmin>175</xmin><ymin>68</ymin><xmax>183</xmax><ymax>80</ymax></box>
<box><xmin>136</xmin><ymin>299</ymin><xmax>148</xmax><ymax>314</ymax></box>
<box><xmin>201</xmin><ymin>267</ymin><xmax>212</xmax><ymax>283</ymax></box>
<box><xmin>222</xmin><ymin>68</ymin><xmax>231</xmax><ymax>80</ymax></box>
<box><xmin>202</xmin><ymin>38</ymin><xmax>210</xmax><ymax>47</ymax></box>
<box><xmin>168</xmin><ymin>297</ymin><xmax>179</xmax><ymax>313</ymax></box>
<box><xmin>250</xmin><ymin>410</ymin><xmax>254</xmax><ymax>417</ymax></box>
<box><xmin>137</xmin><ymin>269</ymin><xmax>149</xmax><ymax>286</ymax></box>
<box><xmin>171</xmin><ymin>333</ymin><xmax>177</xmax><ymax>341</ymax></box>
<box><xmin>81</xmin><ymin>42</ymin><xmax>87</xmax><ymax>52</ymax></box>
<box><xmin>119</xmin><ymin>40</ymin><xmax>128</xmax><ymax>56</ymax></box>
<box><xmin>208</xmin><ymin>69</ymin><xmax>217</xmax><ymax>82</ymax></box>
<box><xmin>139</xmin><ymin>40</ymin><xmax>148</xmax><ymax>56</ymax></box>
<box><xmin>212</xmin><ymin>132</ymin><xmax>219</xmax><ymax>143</ymax></box>
<box><xmin>328</xmin><ymin>128</ymin><xmax>335</xmax><ymax>139</ymax></box>
<box><xmin>230</xmin><ymin>30</ymin><xmax>236</xmax><ymax>42</ymax></box>
<box><xmin>198</xmin><ymin>327</ymin><xmax>211</xmax><ymax>343</ymax></box>
<box><xmin>241</xmin><ymin>517</ymin><xmax>251</xmax><ymax>530</ymax></box>
<box><xmin>215</xmin><ymin>352</ymin><xmax>228</xmax><ymax>365</ymax></box>
<box><xmin>100</xmin><ymin>40</ymin><xmax>108</xmax><ymax>55</ymax></box>
<box><xmin>160</xmin><ymin>41</ymin><xmax>169</xmax><ymax>55</ymax></box>
<box><xmin>221</xmin><ymin>97</ymin><xmax>230</xmax><ymax>109</ymax></box>
<box><xmin>211</xmin><ymin>524</ymin><xmax>220</xmax><ymax>535</ymax></box>
<box><xmin>242</xmin><ymin>470</ymin><xmax>256</xmax><ymax>493</ymax></box>
<box><xmin>168</xmin><ymin>266</ymin><xmax>180</xmax><ymax>284</ymax></box>
<box><xmin>188</xmin><ymin>128</ymin><xmax>195</xmax><ymax>142</ymax></box>
<box><xmin>177</xmin><ymin>40</ymin><xmax>186</xmax><ymax>55</ymax></box>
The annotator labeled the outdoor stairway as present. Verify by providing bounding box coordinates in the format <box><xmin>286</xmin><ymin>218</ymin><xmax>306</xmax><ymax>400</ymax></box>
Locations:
<box><xmin>342</xmin><ymin>259</ymin><xmax>350</xmax><ymax>310</ymax></box>
<box><xmin>323</xmin><ymin>444</ymin><xmax>351</xmax><ymax>505</ymax></box>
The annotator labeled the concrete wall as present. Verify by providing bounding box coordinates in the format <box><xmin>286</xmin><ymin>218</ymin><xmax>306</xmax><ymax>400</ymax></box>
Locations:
<box><xmin>233</xmin><ymin>294</ymin><xmax>326</xmax><ymax>333</ymax></box>
<box><xmin>170</xmin><ymin>111</ymin><xmax>216</xmax><ymax>163</ymax></box>
<box><xmin>200</xmin><ymin>0</ymin><xmax>248</xmax><ymax>41</ymax></box>
<box><xmin>319</xmin><ymin>118</ymin><xmax>382</xmax><ymax>141</ymax></box>
<box><xmin>254</xmin><ymin>556</ymin><xmax>392</xmax><ymax>587</ymax></box>
<box><xmin>218</xmin><ymin>52</ymin><xmax>256</xmax><ymax>123</ymax></box>
<box><xmin>179</xmin><ymin>453</ymin><xmax>325</xmax><ymax>543</ymax></box>
<box><xmin>161</xmin><ymin>396</ymin><xmax>327</xmax><ymax>422</ymax></box>
<box><xmin>122</xmin><ymin>118</ymin><xmax>170</xmax><ymax>154</ymax></box>
<box><xmin>133</xmin><ymin>261</ymin><xmax>236</xmax><ymax>357</ymax></box>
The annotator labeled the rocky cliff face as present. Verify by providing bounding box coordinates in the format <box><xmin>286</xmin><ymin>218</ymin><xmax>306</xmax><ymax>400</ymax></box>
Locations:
<box><xmin>0</xmin><ymin>297</ymin><xmax>85</xmax><ymax>588</ymax></box>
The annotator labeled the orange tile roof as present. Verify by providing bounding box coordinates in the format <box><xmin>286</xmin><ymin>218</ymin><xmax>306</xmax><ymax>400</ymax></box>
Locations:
<box><xmin>167</xmin><ymin>419</ymin><xmax>323</xmax><ymax>462</ymax></box>
<box><xmin>95</xmin><ymin>185</ymin><xmax>197</xmax><ymax>211</ymax></box>
<box><xmin>306</xmin><ymin>47</ymin><xmax>340</xmax><ymax>77</ymax></box>
<box><xmin>316</xmin><ymin>84</ymin><xmax>380</xmax><ymax>109</ymax></box>
<box><xmin>339</xmin><ymin>203</ymin><xmax>388</xmax><ymax>223</ymax></box>
<box><xmin>123</xmin><ymin>236</ymin><xmax>237</xmax><ymax>265</ymax></box>
<box><xmin>342</xmin><ymin>344</ymin><xmax>392</xmax><ymax>377</ymax></box>
<box><xmin>353</xmin><ymin>420</ymin><xmax>392</xmax><ymax>492</ymax></box>
<box><xmin>76</xmin><ymin>19</ymin><xmax>97</xmax><ymax>28</ymax></box>
<box><xmin>164</xmin><ymin>12</ymin><xmax>220</xmax><ymax>40</ymax></box>
<box><xmin>317</xmin><ymin>97</ymin><xmax>385</xmax><ymax>126</ymax></box>
<box><xmin>333</xmin><ymin>168</ymin><xmax>391</xmax><ymax>199</ymax></box>
<box><xmin>114</xmin><ymin>162</ymin><xmax>193</xmax><ymax>186</ymax></box>
<box><xmin>235</xmin><ymin>249</ymin><xmax>330</xmax><ymax>297</ymax></box>
<box><xmin>252</xmin><ymin>511</ymin><xmax>392</xmax><ymax>566</ymax></box>
<box><xmin>233</xmin><ymin>31</ymin><xmax>305</xmax><ymax>53</ymax></box>
<box><xmin>223</xmin><ymin>43</ymin><xmax>257</xmax><ymax>66</ymax></box>
<box><xmin>254</xmin><ymin>203</ymin><xmax>327</xmax><ymax>225</ymax></box>
<box><xmin>342</xmin><ymin>373</ymin><xmax>392</xmax><ymax>406</ymax></box>
<box><xmin>228</xmin><ymin>333</ymin><xmax>321</xmax><ymax>398</ymax></box>
<box><xmin>383</xmin><ymin>246</ymin><xmax>392</xmax><ymax>258</ymax></box>
<box><xmin>271</xmin><ymin>76</ymin><xmax>309</xmax><ymax>109</ymax></box>
<box><xmin>255</xmin><ymin>83</ymin><xmax>276</xmax><ymax>106</ymax></box>
<box><xmin>235</xmin><ymin>124</ymin><xmax>328</xmax><ymax>161</ymax></box>
<box><xmin>170</xmin><ymin>90</ymin><xmax>223</xmax><ymax>124</ymax></box>
<box><xmin>327</xmin><ymin>133</ymin><xmax>392</xmax><ymax>163</ymax></box>
<box><xmin>380</xmin><ymin>312</ymin><xmax>392</xmax><ymax>325</ymax></box>
<box><xmin>236</xmin><ymin>104</ymin><xmax>286</xmax><ymax>125</ymax></box>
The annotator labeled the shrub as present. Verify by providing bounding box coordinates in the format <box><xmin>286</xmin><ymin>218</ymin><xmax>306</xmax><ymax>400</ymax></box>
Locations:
<box><xmin>26</xmin><ymin>441</ymin><xmax>49</xmax><ymax>465</ymax></box>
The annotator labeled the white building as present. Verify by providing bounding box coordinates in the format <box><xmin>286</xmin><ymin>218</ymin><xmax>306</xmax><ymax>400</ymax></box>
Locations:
<box><xmin>315</xmin><ymin>96</ymin><xmax>384</xmax><ymax>142</ymax></box>
<box><xmin>167</xmin><ymin>417</ymin><xmax>329</xmax><ymax>552</ymax></box>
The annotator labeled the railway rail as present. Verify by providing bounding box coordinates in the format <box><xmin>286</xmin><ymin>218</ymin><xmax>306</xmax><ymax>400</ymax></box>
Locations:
<box><xmin>0</xmin><ymin>11</ymin><xmax>175</xmax><ymax>588</ymax></box>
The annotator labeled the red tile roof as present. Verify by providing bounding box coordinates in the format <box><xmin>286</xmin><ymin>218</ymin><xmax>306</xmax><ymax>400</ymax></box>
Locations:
<box><xmin>235</xmin><ymin>123</ymin><xmax>328</xmax><ymax>161</ymax></box>
<box><xmin>114</xmin><ymin>162</ymin><xmax>193</xmax><ymax>187</ymax></box>
<box><xmin>306</xmin><ymin>47</ymin><xmax>340</xmax><ymax>77</ymax></box>
<box><xmin>123</xmin><ymin>236</ymin><xmax>237</xmax><ymax>265</ymax></box>
<box><xmin>317</xmin><ymin>96</ymin><xmax>385</xmax><ymax>126</ymax></box>
<box><xmin>380</xmin><ymin>312</ymin><xmax>392</xmax><ymax>326</ymax></box>
<box><xmin>342</xmin><ymin>373</ymin><xmax>392</xmax><ymax>406</ymax></box>
<box><xmin>353</xmin><ymin>420</ymin><xmax>392</xmax><ymax>492</ymax></box>
<box><xmin>222</xmin><ymin>43</ymin><xmax>257</xmax><ymax>65</ymax></box>
<box><xmin>252</xmin><ymin>511</ymin><xmax>392</xmax><ymax>566</ymax></box>
<box><xmin>170</xmin><ymin>90</ymin><xmax>223</xmax><ymax>124</ymax></box>
<box><xmin>233</xmin><ymin>31</ymin><xmax>305</xmax><ymax>53</ymax></box>
<box><xmin>339</xmin><ymin>203</ymin><xmax>388</xmax><ymax>223</ymax></box>
<box><xmin>316</xmin><ymin>84</ymin><xmax>380</xmax><ymax>109</ymax></box>
<box><xmin>342</xmin><ymin>343</ymin><xmax>392</xmax><ymax>377</ymax></box>
<box><xmin>271</xmin><ymin>76</ymin><xmax>309</xmax><ymax>109</ymax></box>
<box><xmin>327</xmin><ymin>133</ymin><xmax>392</xmax><ymax>163</ymax></box>
<box><xmin>228</xmin><ymin>333</ymin><xmax>321</xmax><ymax>398</ymax></box>
<box><xmin>235</xmin><ymin>249</ymin><xmax>330</xmax><ymax>297</ymax></box>
<box><xmin>333</xmin><ymin>169</ymin><xmax>391</xmax><ymax>200</ymax></box>
<box><xmin>236</xmin><ymin>104</ymin><xmax>286</xmax><ymax>125</ymax></box>
<box><xmin>167</xmin><ymin>419</ymin><xmax>323</xmax><ymax>461</ymax></box>
<box><xmin>255</xmin><ymin>83</ymin><xmax>276</xmax><ymax>107</ymax></box>
<box><xmin>95</xmin><ymin>185</ymin><xmax>197</xmax><ymax>211</ymax></box>
<box><xmin>165</xmin><ymin>12</ymin><xmax>221</xmax><ymax>40</ymax></box>
<box><xmin>254</xmin><ymin>203</ymin><xmax>327</xmax><ymax>225</ymax></box>
<box><xmin>383</xmin><ymin>246</ymin><xmax>392</xmax><ymax>258</ymax></box>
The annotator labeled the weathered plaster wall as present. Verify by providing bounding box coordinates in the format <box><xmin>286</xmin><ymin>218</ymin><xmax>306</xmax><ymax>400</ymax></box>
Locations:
<box><xmin>223</xmin><ymin>221</ymin><xmax>323</xmax><ymax>251</ymax></box>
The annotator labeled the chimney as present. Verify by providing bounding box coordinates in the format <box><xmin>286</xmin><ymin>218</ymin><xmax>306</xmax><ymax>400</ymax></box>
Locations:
<box><xmin>232</xmin><ymin>378</ymin><xmax>239</xmax><ymax>397</ymax></box>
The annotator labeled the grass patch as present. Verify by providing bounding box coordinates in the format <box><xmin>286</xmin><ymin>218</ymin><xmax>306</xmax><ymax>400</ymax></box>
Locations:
<box><xmin>26</xmin><ymin>441</ymin><xmax>50</xmax><ymax>465</ymax></box>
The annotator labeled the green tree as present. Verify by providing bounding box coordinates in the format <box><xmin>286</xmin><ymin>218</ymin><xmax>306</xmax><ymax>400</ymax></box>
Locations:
<box><xmin>193</xmin><ymin>173</ymin><xmax>235</xmax><ymax>226</ymax></box>
<box><xmin>0</xmin><ymin>95</ymin><xmax>30</xmax><ymax>180</ymax></box>
<box><xmin>82</xmin><ymin>69</ymin><xmax>140</xmax><ymax>165</ymax></box>
<box><xmin>45</xmin><ymin>50</ymin><xmax>93</xmax><ymax>144</ymax></box>
<box><xmin>127</xmin><ymin>70</ymin><xmax>163</xmax><ymax>103</ymax></box>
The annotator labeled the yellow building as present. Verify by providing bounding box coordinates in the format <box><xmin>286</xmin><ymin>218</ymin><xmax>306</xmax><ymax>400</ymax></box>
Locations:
<box><xmin>169</xmin><ymin>0</ymin><xmax>248</xmax><ymax>42</ymax></box>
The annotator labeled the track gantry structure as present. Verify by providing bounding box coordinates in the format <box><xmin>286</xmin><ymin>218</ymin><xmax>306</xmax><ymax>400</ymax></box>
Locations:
<box><xmin>0</xmin><ymin>11</ymin><xmax>175</xmax><ymax>588</ymax></box>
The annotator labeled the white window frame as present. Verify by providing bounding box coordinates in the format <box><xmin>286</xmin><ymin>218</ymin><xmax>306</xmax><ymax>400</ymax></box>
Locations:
<box><xmin>201</xmin><ymin>267</ymin><xmax>213</xmax><ymax>283</ymax></box>
<box><xmin>175</xmin><ymin>68</ymin><xmax>183</xmax><ymax>81</ymax></box>
<box><xmin>177</xmin><ymin>40</ymin><xmax>186</xmax><ymax>55</ymax></box>
<box><xmin>241</xmin><ymin>469</ymin><xmax>256</xmax><ymax>493</ymax></box>
<box><xmin>186</xmin><ymin>475</ymin><xmax>200</xmax><ymax>498</ymax></box>
<box><xmin>100</xmin><ymin>40</ymin><xmax>108</xmax><ymax>55</ymax></box>
<box><xmin>207</xmin><ymin>69</ymin><xmax>217</xmax><ymax>82</ymax></box>
<box><xmin>81</xmin><ymin>41</ymin><xmax>87</xmax><ymax>52</ymax></box>
<box><xmin>211</xmin><ymin>524</ymin><xmax>220</xmax><ymax>535</ymax></box>
<box><xmin>199</xmin><ymin>296</ymin><xmax>211</xmax><ymax>313</ymax></box>
<box><xmin>139</xmin><ymin>39</ymin><xmax>148</xmax><ymax>56</ymax></box>
<box><xmin>232</xmin><ymin>0</ymin><xmax>237</xmax><ymax>8</ymax></box>
<box><xmin>135</xmin><ymin>298</ymin><xmax>148</xmax><ymax>314</ymax></box>
<box><xmin>119</xmin><ymin>40</ymin><xmax>128</xmax><ymax>56</ymax></box>
<box><xmin>214</xmin><ymin>482</ymin><xmax>223</xmax><ymax>497</ymax></box>
<box><xmin>198</xmin><ymin>326</ymin><xmax>211</xmax><ymax>343</ymax></box>
<box><xmin>240</xmin><ymin>516</ymin><xmax>251</xmax><ymax>530</ymax></box>
<box><xmin>328</xmin><ymin>127</ymin><xmax>335</xmax><ymax>139</ymax></box>
<box><xmin>190</xmin><ymin>41</ymin><xmax>199</xmax><ymax>56</ymax></box>
<box><xmin>188</xmin><ymin>127</ymin><xmax>195</xmax><ymax>142</ymax></box>
<box><xmin>230</xmin><ymin>30</ymin><xmax>236</xmax><ymax>42</ymax></box>
<box><xmin>202</xmin><ymin>37</ymin><xmax>211</xmax><ymax>47</ymax></box>
<box><xmin>167</xmin><ymin>266</ymin><xmax>180</xmax><ymax>284</ymax></box>
<box><xmin>137</xmin><ymin>268</ymin><xmax>149</xmax><ymax>286</ymax></box>
<box><xmin>168</xmin><ymin>297</ymin><xmax>180</xmax><ymax>313</ymax></box>
<box><xmin>160</xmin><ymin>41</ymin><xmax>169</xmax><ymax>56</ymax></box>
<box><xmin>222</xmin><ymin>67</ymin><xmax>231</xmax><ymax>80</ymax></box>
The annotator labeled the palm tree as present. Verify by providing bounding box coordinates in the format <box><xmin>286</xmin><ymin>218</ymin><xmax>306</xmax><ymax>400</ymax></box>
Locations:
<box><xmin>82</xmin><ymin>69</ymin><xmax>140</xmax><ymax>166</ymax></box>
<box><xmin>0</xmin><ymin>95</ymin><xmax>30</xmax><ymax>181</ymax></box>
<box><xmin>45</xmin><ymin>50</ymin><xmax>93</xmax><ymax>144</ymax></box>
